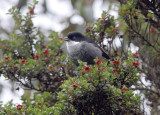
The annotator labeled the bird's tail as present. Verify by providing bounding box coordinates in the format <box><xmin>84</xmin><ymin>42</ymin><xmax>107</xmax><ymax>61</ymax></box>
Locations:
<box><xmin>102</xmin><ymin>52</ymin><xmax>110</xmax><ymax>59</ymax></box>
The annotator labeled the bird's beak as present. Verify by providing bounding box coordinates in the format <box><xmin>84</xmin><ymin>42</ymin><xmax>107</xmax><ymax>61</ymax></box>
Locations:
<box><xmin>64</xmin><ymin>37</ymin><xmax>70</xmax><ymax>41</ymax></box>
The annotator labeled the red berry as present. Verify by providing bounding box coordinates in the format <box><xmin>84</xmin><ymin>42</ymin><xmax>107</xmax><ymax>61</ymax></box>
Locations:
<box><xmin>85</xmin><ymin>26</ymin><xmax>91</xmax><ymax>32</ymax></box>
<box><xmin>34</xmin><ymin>55</ymin><xmax>40</xmax><ymax>60</ymax></box>
<box><xmin>44</xmin><ymin>57</ymin><xmax>49</xmax><ymax>60</ymax></box>
<box><xmin>49</xmin><ymin>66</ymin><xmax>53</xmax><ymax>70</ymax></box>
<box><xmin>100</xmin><ymin>18</ymin><xmax>105</xmax><ymax>23</ymax></box>
<box><xmin>133</xmin><ymin>52</ymin><xmax>138</xmax><ymax>58</ymax></box>
<box><xmin>96</xmin><ymin>59</ymin><xmax>103</xmax><ymax>66</ymax></box>
<box><xmin>14</xmin><ymin>66</ymin><xmax>18</xmax><ymax>70</ymax></box>
<box><xmin>17</xmin><ymin>104</ymin><xmax>23</xmax><ymax>110</ymax></box>
<box><xmin>29</xmin><ymin>8</ymin><xmax>34</xmax><ymax>14</ymax></box>
<box><xmin>112</xmin><ymin>28</ymin><xmax>118</xmax><ymax>31</ymax></box>
<box><xmin>59</xmin><ymin>38</ymin><xmax>64</xmax><ymax>42</ymax></box>
<box><xmin>72</xmin><ymin>84</ymin><xmax>78</xmax><ymax>89</ymax></box>
<box><xmin>132</xmin><ymin>62</ymin><xmax>139</xmax><ymax>67</ymax></box>
<box><xmin>151</xmin><ymin>28</ymin><xmax>156</xmax><ymax>35</ymax></box>
<box><xmin>37</xmin><ymin>102</ymin><xmax>41</xmax><ymax>105</ymax></box>
<box><xmin>43</xmin><ymin>50</ymin><xmax>49</xmax><ymax>55</ymax></box>
<box><xmin>83</xmin><ymin>66</ymin><xmax>91</xmax><ymax>72</ymax></box>
<box><xmin>113</xmin><ymin>69</ymin><xmax>119</xmax><ymax>73</ymax></box>
<box><xmin>112</xmin><ymin>60</ymin><xmax>120</xmax><ymax>65</ymax></box>
<box><xmin>4</xmin><ymin>56</ymin><xmax>9</xmax><ymax>61</ymax></box>
<box><xmin>121</xmin><ymin>88</ymin><xmax>127</xmax><ymax>92</ymax></box>
<box><xmin>21</xmin><ymin>59</ymin><xmax>27</xmax><ymax>64</ymax></box>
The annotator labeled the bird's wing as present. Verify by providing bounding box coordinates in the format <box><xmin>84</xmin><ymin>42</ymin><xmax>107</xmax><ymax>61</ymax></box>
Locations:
<box><xmin>80</xmin><ymin>41</ymin><xmax>103</xmax><ymax>64</ymax></box>
<box><xmin>85</xmin><ymin>38</ymin><xmax>110</xmax><ymax>60</ymax></box>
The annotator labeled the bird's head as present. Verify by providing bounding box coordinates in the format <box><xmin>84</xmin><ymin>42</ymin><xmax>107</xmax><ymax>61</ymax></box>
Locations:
<box><xmin>64</xmin><ymin>32</ymin><xmax>86</xmax><ymax>42</ymax></box>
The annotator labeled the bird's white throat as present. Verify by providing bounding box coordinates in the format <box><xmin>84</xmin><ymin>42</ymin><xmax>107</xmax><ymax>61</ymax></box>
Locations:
<box><xmin>66</xmin><ymin>41</ymin><xmax>81</xmax><ymax>53</ymax></box>
<box><xmin>66</xmin><ymin>41</ymin><xmax>80</xmax><ymax>47</ymax></box>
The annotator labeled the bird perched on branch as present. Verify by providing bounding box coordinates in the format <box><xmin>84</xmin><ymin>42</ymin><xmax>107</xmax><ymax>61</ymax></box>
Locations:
<box><xmin>64</xmin><ymin>32</ymin><xmax>110</xmax><ymax>66</ymax></box>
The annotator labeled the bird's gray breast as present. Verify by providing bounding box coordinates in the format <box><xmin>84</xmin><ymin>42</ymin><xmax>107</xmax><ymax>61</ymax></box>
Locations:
<box><xmin>66</xmin><ymin>41</ymin><xmax>102</xmax><ymax>64</ymax></box>
<box><xmin>66</xmin><ymin>41</ymin><xmax>83</xmax><ymax>59</ymax></box>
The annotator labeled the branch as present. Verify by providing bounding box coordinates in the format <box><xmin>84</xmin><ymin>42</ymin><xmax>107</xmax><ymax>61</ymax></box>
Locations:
<box><xmin>125</xmin><ymin>15</ymin><xmax>160</xmax><ymax>52</ymax></box>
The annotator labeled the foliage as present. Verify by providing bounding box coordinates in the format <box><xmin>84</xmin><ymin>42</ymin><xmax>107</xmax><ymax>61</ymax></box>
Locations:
<box><xmin>0</xmin><ymin>0</ymin><xmax>75</xmax><ymax>93</ymax></box>
<box><xmin>54</xmin><ymin>58</ymin><xmax>141</xmax><ymax>115</ymax></box>
<box><xmin>0</xmin><ymin>92</ymin><xmax>55</xmax><ymax>115</ymax></box>
<box><xmin>117</xmin><ymin>0</ymin><xmax>160</xmax><ymax>114</ymax></box>
<box><xmin>0</xmin><ymin>58</ymin><xmax>141</xmax><ymax>114</ymax></box>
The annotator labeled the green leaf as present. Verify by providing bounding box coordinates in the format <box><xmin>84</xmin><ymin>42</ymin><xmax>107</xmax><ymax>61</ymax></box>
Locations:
<box><xmin>34</xmin><ymin>0</ymin><xmax>39</xmax><ymax>5</ymax></box>
<box><xmin>3</xmin><ymin>74</ymin><xmax>7</xmax><ymax>78</ymax></box>
<box><xmin>135</xmin><ymin>94</ymin><xmax>141</xmax><ymax>100</ymax></box>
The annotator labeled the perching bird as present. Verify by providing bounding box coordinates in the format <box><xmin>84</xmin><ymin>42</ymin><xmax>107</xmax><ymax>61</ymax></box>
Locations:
<box><xmin>64</xmin><ymin>32</ymin><xmax>110</xmax><ymax>66</ymax></box>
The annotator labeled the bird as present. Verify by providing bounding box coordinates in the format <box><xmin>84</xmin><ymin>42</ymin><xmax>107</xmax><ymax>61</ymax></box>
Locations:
<box><xmin>64</xmin><ymin>32</ymin><xmax>110</xmax><ymax>66</ymax></box>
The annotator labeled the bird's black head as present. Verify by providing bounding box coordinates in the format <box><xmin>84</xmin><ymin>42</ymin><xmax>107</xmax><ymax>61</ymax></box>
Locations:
<box><xmin>65</xmin><ymin>32</ymin><xmax>86</xmax><ymax>42</ymax></box>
